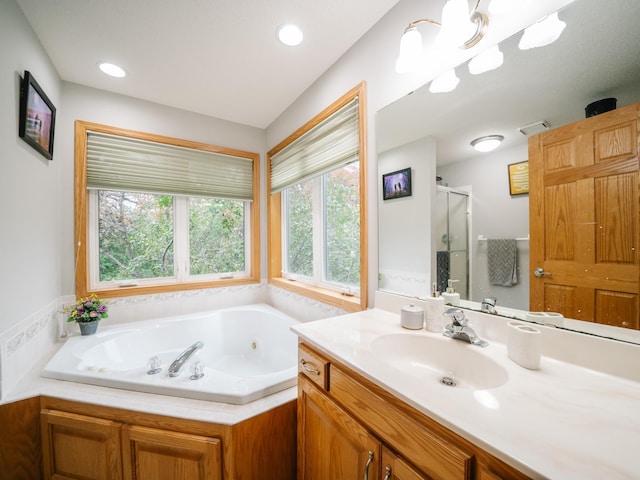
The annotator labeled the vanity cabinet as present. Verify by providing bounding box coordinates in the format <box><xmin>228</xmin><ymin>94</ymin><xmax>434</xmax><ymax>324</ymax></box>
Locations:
<box><xmin>297</xmin><ymin>343</ymin><xmax>528</xmax><ymax>480</ymax></box>
<box><xmin>41</xmin><ymin>409</ymin><xmax>125</xmax><ymax>480</ymax></box>
<box><xmin>122</xmin><ymin>425</ymin><xmax>221</xmax><ymax>479</ymax></box>
<box><xmin>39</xmin><ymin>395</ymin><xmax>295</xmax><ymax>480</ymax></box>
<box><xmin>298</xmin><ymin>377</ymin><xmax>381</xmax><ymax>479</ymax></box>
<box><xmin>41</xmin><ymin>409</ymin><xmax>221</xmax><ymax>480</ymax></box>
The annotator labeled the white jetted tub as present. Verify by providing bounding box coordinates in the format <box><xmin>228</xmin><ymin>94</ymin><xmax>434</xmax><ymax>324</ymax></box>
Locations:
<box><xmin>42</xmin><ymin>304</ymin><xmax>299</xmax><ymax>404</ymax></box>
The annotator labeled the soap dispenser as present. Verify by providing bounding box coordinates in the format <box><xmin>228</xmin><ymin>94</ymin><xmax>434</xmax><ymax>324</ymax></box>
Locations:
<box><xmin>442</xmin><ymin>279</ymin><xmax>460</xmax><ymax>306</ymax></box>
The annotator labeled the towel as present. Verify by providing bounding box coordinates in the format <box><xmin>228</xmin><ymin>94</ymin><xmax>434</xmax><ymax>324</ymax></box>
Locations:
<box><xmin>436</xmin><ymin>250</ymin><xmax>450</xmax><ymax>294</ymax></box>
<box><xmin>487</xmin><ymin>239</ymin><xmax>518</xmax><ymax>286</ymax></box>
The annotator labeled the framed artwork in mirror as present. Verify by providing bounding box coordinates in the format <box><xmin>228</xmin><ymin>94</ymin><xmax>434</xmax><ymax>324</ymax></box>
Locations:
<box><xmin>508</xmin><ymin>161</ymin><xmax>529</xmax><ymax>195</ymax></box>
<box><xmin>382</xmin><ymin>167</ymin><xmax>412</xmax><ymax>200</ymax></box>
<box><xmin>19</xmin><ymin>71</ymin><xmax>56</xmax><ymax>160</ymax></box>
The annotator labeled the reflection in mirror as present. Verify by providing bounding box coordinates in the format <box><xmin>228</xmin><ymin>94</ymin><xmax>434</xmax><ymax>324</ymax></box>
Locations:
<box><xmin>377</xmin><ymin>0</ymin><xmax>640</xmax><ymax>342</ymax></box>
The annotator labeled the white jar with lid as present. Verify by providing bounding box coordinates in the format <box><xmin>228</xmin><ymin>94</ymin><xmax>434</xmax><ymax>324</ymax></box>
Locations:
<box><xmin>400</xmin><ymin>304</ymin><xmax>424</xmax><ymax>330</ymax></box>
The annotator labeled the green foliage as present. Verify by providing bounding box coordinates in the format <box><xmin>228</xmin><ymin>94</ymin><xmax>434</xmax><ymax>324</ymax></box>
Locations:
<box><xmin>284</xmin><ymin>162</ymin><xmax>360</xmax><ymax>288</ymax></box>
<box><xmin>98</xmin><ymin>191</ymin><xmax>174</xmax><ymax>282</ymax></box>
<box><xmin>326</xmin><ymin>163</ymin><xmax>360</xmax><ymax>286</ymax></box>
<box><xmin>286</xmin><ymin>180</ymin><xmax>313</xmax><ymax>276</ymax></box>
<box><xmin>98</xmin><ymin>191</ymin><xmax>246</xmax><ymax>282</ymax></box>
<box><xmin>189</xmin><ymin>197</ymin><xmax>245</xmax><ymax>275</ymax></box>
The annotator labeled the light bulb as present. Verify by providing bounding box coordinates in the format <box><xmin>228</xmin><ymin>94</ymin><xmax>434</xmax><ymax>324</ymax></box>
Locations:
<box><xmin>436</xmin><ymin>0</ymin><xmax>476</xmax><ymax>47</ymax></box>
<box><xmin>468</xmin><ymin>45</ymin><xmax>504</xmax><ymax>74</ymax></box>
<box><xmin>395</xmin><ymin>27</ymin><xmax>423</xmax><ymax>73</ymax></box>
<box><xmin>429</xmin><ymin>69</ymin><xmax>460</xmax><ymax>93</ymax></box>
<box><xmin>519</xmin><ymin>12</ymin><xmax>566</xmax><ymax>50</ymax></box>
<box><xmin>277</xmin><ymin>24</ymin><xmax>303</xmax><ymax>46</ymax></box>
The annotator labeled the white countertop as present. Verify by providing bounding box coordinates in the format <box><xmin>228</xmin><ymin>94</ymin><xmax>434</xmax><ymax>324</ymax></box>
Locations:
<box><xmin>292</xmin><ymin>308</ymin><xmax>640</xmax><ymax>479</ymax></box>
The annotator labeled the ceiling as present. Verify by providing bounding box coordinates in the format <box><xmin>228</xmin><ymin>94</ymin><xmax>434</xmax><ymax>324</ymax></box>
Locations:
<box><xmin>376</xmin><ymin>0</ymin><xmax>640</xmax><ymax>165</ymax></box>
<box><xmin>16</xmin><ymin>0</ymin><xmax>400</xmax><ymax>129</ymax></box>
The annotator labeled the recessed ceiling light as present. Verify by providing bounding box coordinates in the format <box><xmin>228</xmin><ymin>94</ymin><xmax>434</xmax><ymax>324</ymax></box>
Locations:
<box><xmin>470</xmin><ymin>135</ymin><xmax>504</xmax><ymax>152</ymax></box>
<box><xmin>98</xmin><ymin>62</ymin><xmax>126</xmax><ymax>78</ymax></box>
<box><xmin>277</xmin><ymin>24</ymin><xmax>303</xmax><ymax>47</ymax></box>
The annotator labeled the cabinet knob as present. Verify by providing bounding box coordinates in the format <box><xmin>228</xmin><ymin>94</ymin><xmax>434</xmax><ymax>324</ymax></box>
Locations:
<box><xmin>383</xmin><ymin>465</ymin><xmax>392</xmax><ymax>480</ymax></box>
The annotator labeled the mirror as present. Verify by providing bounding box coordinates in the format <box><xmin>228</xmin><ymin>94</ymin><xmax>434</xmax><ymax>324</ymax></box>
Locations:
<box><xmin>377</xmin><ymin>0</ymin><xmax>640</xmax><ymax>341</ymax></box>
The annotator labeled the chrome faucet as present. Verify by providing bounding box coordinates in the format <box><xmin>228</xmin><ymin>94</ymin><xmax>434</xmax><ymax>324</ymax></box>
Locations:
<box><xmin>168</xmin><ymin>341</ymin><xmax>204</xmax><ymax>377</ymax></box>
<box><xmin>442</xmin><ymin>308</ymin><xmax>488</xmax><ymax>347</ymax></box>
<box><xmin>481</xmin><ymin>297</ymin><xmax>498</xmax><ymax>315</ymax></box>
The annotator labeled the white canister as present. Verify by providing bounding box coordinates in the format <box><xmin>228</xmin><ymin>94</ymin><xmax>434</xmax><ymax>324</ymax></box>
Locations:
<box><xmin>507</xmin><ymin>321</ymin><xmax>542</xmax><ymax>370</ymax></box>
<box><xmin>401</xmin><ymin>304</ymin><xmax>424</xmax><ymax>330</ymax></box>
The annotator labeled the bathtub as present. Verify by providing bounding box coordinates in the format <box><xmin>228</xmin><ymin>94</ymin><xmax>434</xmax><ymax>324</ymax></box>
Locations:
<box><xmin>42</xmin><ymin>304</ymin><xmax>300</xmax><ymax>405</ymax></box>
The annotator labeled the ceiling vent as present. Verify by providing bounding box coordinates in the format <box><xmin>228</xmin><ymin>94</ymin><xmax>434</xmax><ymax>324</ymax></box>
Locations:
<box><xmin>518</xmin><ymin>121</ymin><xmax>550</xmax><ymax>136</ymax></box>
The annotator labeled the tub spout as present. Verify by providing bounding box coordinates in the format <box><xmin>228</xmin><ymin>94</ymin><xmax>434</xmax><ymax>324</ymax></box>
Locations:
<box><xmin>168</xmin><ymin>341</ymin><xmax>204</xmax><ymax>377</ymax></box>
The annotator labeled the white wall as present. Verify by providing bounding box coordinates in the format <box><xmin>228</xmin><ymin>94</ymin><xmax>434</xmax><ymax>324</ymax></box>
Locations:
<box><xmin>378</xmin><ymin>136</ymin><xmax>435</xmax><ymax>297</ymax></box>
<box><xmin>0</xmin><ymin>0</ymin><xmax>62</xmax><ymax>334</ymax></box>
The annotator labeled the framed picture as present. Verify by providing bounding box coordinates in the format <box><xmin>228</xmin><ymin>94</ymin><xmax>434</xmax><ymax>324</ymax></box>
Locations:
<box><xmin>508</xmin><ymin>161</ymin><xmax>529</xmax><ymax>195</ymax></box>
<box><xmin>382</xmin><ymin>167</ymin><xmax>412</xmax><ymax>200</ymax></box>
<box><xmin>19</xmin><ymin>71</ymin><xmax>56</xmax><ymax>160</ymax></box>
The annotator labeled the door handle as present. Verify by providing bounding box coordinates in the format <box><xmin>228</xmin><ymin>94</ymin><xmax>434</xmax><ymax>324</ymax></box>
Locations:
<box><xmin>534</xmin><ymin>267</ymin><xmax>551</xmax><ymax>277</ymax></box>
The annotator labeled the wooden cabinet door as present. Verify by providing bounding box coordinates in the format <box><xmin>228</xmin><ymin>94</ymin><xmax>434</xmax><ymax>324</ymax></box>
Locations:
<box><xmin>529</xmin><ymin>101</ymin><xmax>640</xmax><ymax>329</ymax></box>
<box><xmin>298</xmin><ymin>376</ymin><xmax>380</xmax><ymax>480</ymax></box>
<box><xmin>121</xmin><ymin>425</ymin><xmax>221</xmax><ymax>480</ymax></box>
<box><xmin>381</xmin><ymin>446</ymin><xmax>429</xmax><ymax>480</ymax></box>
<box><xmin>41</xmin><ymin>409</ymin><xmax>123</xmax><ymax>480</ymax></box>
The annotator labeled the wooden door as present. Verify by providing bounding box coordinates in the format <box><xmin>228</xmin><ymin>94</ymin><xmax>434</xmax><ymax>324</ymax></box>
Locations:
<box><xmin>529</xmin><ymin>102</ymin><xmax>640</xmax><ymax>329</ymax></box>
<box><xmin>381</xmin><ymin>446</ymin><xmax>429</xmax><ymax>480</ymax></box>
<box><xmin>41</xmin><ymin>409</ymin><xmax>123</xmax><ymax>480</ymax></box>
<box><xmin>298</xmin><ymin>376</ymin><xmax>380</xmax><ymax>480</ymax></box>
<box><xmin>121</xmin><ymin>425</ymin><xmax>221</xmax><ymax>480</ymax></box>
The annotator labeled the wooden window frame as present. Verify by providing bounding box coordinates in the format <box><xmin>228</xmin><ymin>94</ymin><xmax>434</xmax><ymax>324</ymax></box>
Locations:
<box><xmin>74</xmin><ymin>120</ymin><xmax>260</xmax><ymax>299</ymax></box>
<box><xmin>267</xmin><ymin>82</ymin><xmax>368</xmax><ymax>312</ymax></box>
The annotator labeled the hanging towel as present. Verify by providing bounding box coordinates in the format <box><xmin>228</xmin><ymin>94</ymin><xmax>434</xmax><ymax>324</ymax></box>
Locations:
<box><xmin>436</xmin><ymin>251</ymin><xmax>450</xmax><ymax>294</ymax></box>
<box><xmin>487</xmin><ymin>239</ymin><xmax>518</xmax><ymax>286</ymax></box>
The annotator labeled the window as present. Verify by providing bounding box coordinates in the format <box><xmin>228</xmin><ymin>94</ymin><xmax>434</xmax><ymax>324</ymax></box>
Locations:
<box><xmin>267</xmin><ymin>83</ymin><xmax>367</xmax><ymax>311</ymax></box>
<box><xmin>75</xmin><ymin>121</ymin><xmax>260</xmax><ymax>299</ymax></box>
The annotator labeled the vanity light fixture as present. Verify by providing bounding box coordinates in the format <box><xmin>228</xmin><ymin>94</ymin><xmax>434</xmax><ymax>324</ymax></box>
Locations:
<box><xmin>396</xmin><ymin>0</ymin><xmax>488</xmax><ymax>74</ymax></box>
<box><xmin>98</xmin><ymin>62</ymin><xmax>126</xmax><ymax>78</ymax></box>
<box><xmin>429</xmin><ymin>69</ymin><xmax>460</xmax><ymax>93</ymax></box>
<box><xmin>277</xmin><ymin>24</ymin><xmax>303</xmax><ymax>46</ymax></box>
<box><xmin>518</xmin><ymin>12</ymin><xmax>566</xmax><ymax>50</ymax></box>
<box><xmin>468</xmin><ymin>44</ymin><xmax>503</xmax><ymax>74</ymax></box>
<box><xmin>471</xmin><ymin>134</ymin><xmax>504</xmax><ymax>152</ymax></box>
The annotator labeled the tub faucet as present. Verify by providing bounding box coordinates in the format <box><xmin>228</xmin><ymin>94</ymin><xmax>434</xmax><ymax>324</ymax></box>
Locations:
<box><xmin>442</xmin><ymin>308</ymin><xmax>488</xmax><ymax>347</ymax></box>
<box><xmin>168</xmin><ymin>341</ymin><xmax>204</xmax><ymax>377</ymax></box>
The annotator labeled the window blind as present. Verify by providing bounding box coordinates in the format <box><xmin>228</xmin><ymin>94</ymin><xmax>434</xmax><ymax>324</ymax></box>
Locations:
<box><xmin>270</xmin><ymin>97</ymin><xmax>359</xmax><ymax>193</ymax></box>
<box><xmin>86</xmin><ymin>132</ymin><xmax>254</xmax><ymax>201</ymax></box>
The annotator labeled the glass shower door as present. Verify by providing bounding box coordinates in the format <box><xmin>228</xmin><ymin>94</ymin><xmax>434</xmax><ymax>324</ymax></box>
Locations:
<box><xmin>435</xmin><ymin>187</ymin><xmax>469</xmax><ymax>299</ymax></box>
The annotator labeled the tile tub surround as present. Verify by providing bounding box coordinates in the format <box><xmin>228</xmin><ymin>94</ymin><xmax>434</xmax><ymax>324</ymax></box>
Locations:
<box><xmin>292</xmin><ymin>307</ymin><xmax>640</xmax><ymax>479</ymax></box>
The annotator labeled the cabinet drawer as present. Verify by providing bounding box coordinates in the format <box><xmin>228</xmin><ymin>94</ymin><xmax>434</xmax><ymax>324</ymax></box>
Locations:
<box><xmin>330</xmin><ymin>366</ymin><xmax>474</xmax><ymax>479</ymax></box>
<box><xmin>298</xmin><ymin>343</ymin><xmax>330</xmax><ymax>390</ymax></box>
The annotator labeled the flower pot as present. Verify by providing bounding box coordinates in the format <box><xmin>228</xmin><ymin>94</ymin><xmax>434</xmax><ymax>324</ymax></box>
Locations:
<box><xmin>78</xmin><ymin>321</ymin><xmax>99</xmax><ymax>336</ymax></box>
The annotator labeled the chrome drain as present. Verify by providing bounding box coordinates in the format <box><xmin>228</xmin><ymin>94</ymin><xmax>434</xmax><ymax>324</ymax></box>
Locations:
<box><xmin>440</xmin><ymin>376</ymin><xmax>456</xmax><ymax>387</ymax></box>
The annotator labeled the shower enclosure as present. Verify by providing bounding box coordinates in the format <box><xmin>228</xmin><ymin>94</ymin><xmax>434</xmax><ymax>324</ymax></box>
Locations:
<box><xmin>434</xmin><ymin>186</ymin><xmax>470</xmax><ymax>299</ymax></box>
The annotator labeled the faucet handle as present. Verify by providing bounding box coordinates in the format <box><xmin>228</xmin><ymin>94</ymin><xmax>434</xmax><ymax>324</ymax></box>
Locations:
<box><xmin>443</xmin><ymin>308</ymin><xmax>466</xmax><ymax>326</ymax></box>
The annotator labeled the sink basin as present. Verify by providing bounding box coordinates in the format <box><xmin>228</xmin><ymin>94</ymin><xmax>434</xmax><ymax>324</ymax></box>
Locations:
<box><xmin>370</xmin><ymin>334</ymin><xmax>508</xmax><ymax>390</ymax></box>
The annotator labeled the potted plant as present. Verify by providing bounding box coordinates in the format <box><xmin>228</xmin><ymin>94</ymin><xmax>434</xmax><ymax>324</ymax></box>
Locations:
<box><xmin>65</xmin><ymin>294</ymin><xmax>109</xmax><ymax>336</ymax></box>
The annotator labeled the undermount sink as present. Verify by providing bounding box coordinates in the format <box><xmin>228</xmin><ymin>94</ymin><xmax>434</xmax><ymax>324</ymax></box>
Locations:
<box><xmin>371</xmin><ymin>333</ymin><xmax>508</xmax><ymax>390</ymax></box>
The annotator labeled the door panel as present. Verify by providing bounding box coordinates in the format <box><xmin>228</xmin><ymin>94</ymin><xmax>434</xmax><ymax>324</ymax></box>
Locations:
<box><xmin>530</xmin><ymin>102</ymin><xmax>640</xmax><ymax>329</ymax></box>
